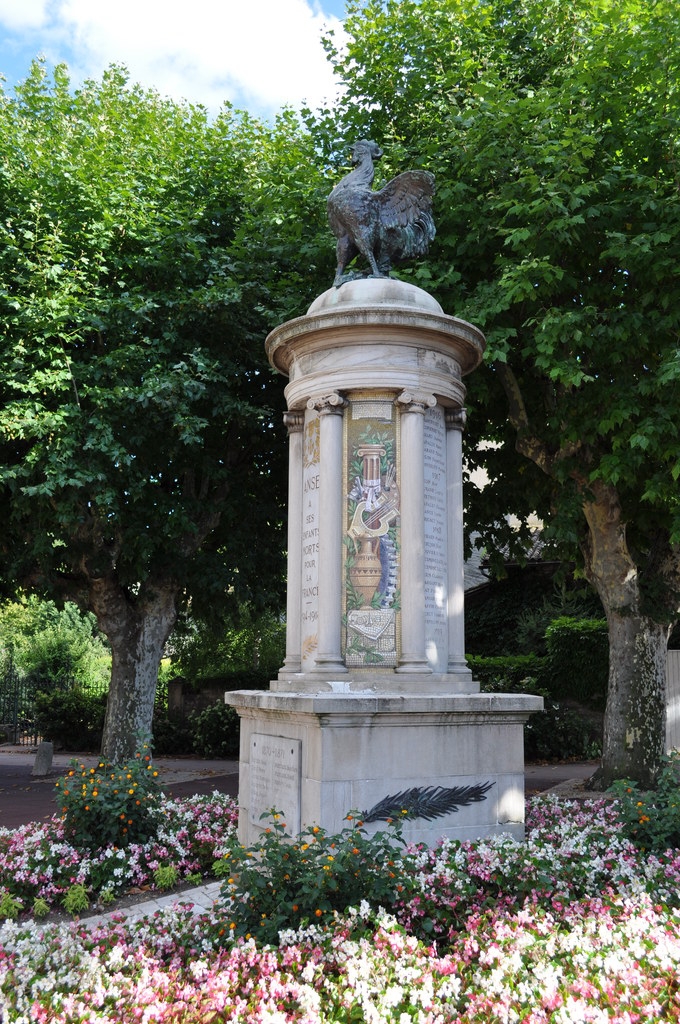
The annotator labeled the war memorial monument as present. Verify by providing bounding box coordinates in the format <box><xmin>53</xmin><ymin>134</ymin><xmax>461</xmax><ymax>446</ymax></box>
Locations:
<box><xmin>226</xmin><ymin>142</ymin><xmax>543</xmax><ymax>847</ymax></box>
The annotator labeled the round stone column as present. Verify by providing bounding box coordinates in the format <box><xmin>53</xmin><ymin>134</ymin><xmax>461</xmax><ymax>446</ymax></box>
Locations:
<box><xmin>308</xmin><ymin>392</ymin><xmax>348</xmax><ymax>674</ymax></box>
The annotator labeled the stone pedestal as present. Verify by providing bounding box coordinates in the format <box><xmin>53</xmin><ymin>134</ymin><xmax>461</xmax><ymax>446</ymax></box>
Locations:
<box><xmin>226</xmin><ymin>278</ymin><xmax>542</xmax><ymax>845</ymax></box>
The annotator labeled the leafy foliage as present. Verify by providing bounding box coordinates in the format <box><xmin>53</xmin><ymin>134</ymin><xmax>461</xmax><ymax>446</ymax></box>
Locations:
<box><xmin>150</xmin><ymin>711</ymin><xmax>194</xmax><ymax>757</ymax></box>
<box><xmin>0</xmin><ymin>597</ymin><xmax>109</xmax><ymax>692</ymax></box>
<box><xmin>170</xmin><ymin>606</ymin><xmax>285</xmax><ymax>682</ymax></box>
<box><xmin>216</xmin><ymin>811</ymin><xmax>406</xmax><ymax>944</ymax></box>
<box><xmin>525</xmin><ymin>696</ymin><xmax>601</xmax><ymax>761</ymax></box>
<box><xmin>467</xmin><ymin>653</ymin><xmax>546</xmax><ymax>689</ymax></box>
<box><xmin>545</xmin><ymin>616</ymin><xmax>608</xmax><ymax>703</ymax></box>
<box><xmin>0</xmin><ymin>61</ymin><xmax>332</xmax><ymax>757</ymax></box>
<box><xmin>321</xmin><ymin>0</ymin><xmax>680</xmax><ymax>785</ymax></box>
<box><xmin>188</xmin><ymin>702</ymin><xmax>240</xmax><ymax>758</ymax></box>
<box><xmin>61</xmin><ymin>884</ymin><xmax>89</xmax><ymax>917</ymax></box>
<box><xmin>54</xmin><ymin>743</ymin><xmax>162</xmax><ymax>849</ymax></box>
<box><xmin>466</xmin><ymin>571</ymin><xmax>601</xmax><ymax>657</ymax></box>
<box><xmin>610</xmin><ymin>753</ymin><xmax>680</xmax><ymax>853</ymax></box>
<box><xmin>33</xmin><ymin>688</ymin><xmax>107</xmax><ymax>751</ymax></box>
<box><xmin>479</xmin><ymin>670</ymin><xmax>601</xmax><ymax>760</ymax></box>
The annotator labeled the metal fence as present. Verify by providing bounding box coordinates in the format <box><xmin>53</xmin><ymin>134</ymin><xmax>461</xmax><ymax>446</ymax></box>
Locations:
<box><xmin>0</xmin><ymin>656</ymin><xmax>40</xmax><ymax>746</ymax></box>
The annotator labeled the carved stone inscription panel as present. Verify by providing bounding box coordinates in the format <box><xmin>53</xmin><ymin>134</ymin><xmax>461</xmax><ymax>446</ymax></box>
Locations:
<box><xmin>249</xmin><ymin>734</ymin><xmax>302</xmax><ymax>835</ymax></box>
<box><xmin>301</xmin><ymin>409</ymin><xmax>320</xmax><ymax>668</ymax></box>
<box><xmin>423</xmin><ymin>405</ymin><xmax>448</xmax><ymax>671</ymax></box>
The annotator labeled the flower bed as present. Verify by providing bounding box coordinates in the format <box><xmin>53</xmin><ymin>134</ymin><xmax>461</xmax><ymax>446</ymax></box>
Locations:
<box><xmin>0</xmin><ymin>792</ymin><xmax>237</xmax><ymax>916</ymax></box>
<box><xmin>1</xmin><ymin>793</ymin><xmax>680</xmax><ymax>1021</ymax></box>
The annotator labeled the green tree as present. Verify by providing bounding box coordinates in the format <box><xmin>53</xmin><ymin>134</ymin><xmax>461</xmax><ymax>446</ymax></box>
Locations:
<box><xmin>0</xmin><ymin>62</ymin><xmax>330</xmax><ymax>760</ymax></box>
<box><xmin>321</xmin><ymin>0</ymin><xmax>680</xmax><ymax>786</ymax></box>
<box><xmin>0</xmin><ymin>596</ymin><xmax>110</xmax><ymax>690</ymax></box>
<box><xmin>170</xmin><ymin>604</ymin><xmax>285</xmax><ymax>682</ymax></box>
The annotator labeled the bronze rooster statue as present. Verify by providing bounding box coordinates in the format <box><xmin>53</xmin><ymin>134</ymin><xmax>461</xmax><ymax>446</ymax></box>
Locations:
<box><xmin>327</xmin><ymin>140</ymin><xmax>436</xmax><ymax>288</ymax></box>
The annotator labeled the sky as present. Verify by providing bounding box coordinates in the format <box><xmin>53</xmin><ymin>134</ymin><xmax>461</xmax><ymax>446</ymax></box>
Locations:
<box><xmin>0</xmin><ymin>0</ymin><xmax>349</xmax><ymax>119</ymax></box>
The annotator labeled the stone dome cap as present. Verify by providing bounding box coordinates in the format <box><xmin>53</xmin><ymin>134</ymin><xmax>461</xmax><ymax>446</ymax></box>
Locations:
<box><xmin>308</xmin><ymin>277</ymin><xmax>443</xmax><ymax>316</ymax></box>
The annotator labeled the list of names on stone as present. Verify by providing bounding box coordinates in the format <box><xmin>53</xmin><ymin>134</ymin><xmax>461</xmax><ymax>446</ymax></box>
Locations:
<box><xmin>423</xmin><ymin>405</ymin><xmax>448</xmax><ymax>671</ymax></box>
<box><xmin>249</xmin><ymin>734</ymin><xmax>302</xmax><ymax>835</ymax></box>
<box><xmin>301</xmin><ymin>409</ymin><xmax>320</xmax><ymax>666</ymax></box>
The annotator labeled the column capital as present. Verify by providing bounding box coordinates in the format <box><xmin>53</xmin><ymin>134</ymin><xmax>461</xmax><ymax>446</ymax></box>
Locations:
<box><xmin>307</xmin><ymin>392</ymin><xmax>348</xmax><ymax>416</ymax></box>
<box><xmin>283</xmin><ymin>410</ymin><xmax>305</xmax><ymax>434</ymax></box>
<box><xmin>445</xmin><ymin>407</ymin><xmax>467</xmax><ymax>432</ymax></box>
<box><xmin>395</xmin><ymin>390</ymin><xmax>437</xmax><ymax>415</ymax></box>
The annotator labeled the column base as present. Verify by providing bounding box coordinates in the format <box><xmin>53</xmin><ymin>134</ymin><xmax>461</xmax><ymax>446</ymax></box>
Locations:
<box><xmin>312</xmin><ymin>655</ymin><xmax>348</xmax><ymax>674</ymax></box>
<box><xmin>447</xmin><ymin>657</ymin><xmax>473</xmax><ymax>677</ymax></box>
<box><xmin>395</xmin><ymin>657</ymin><xmax>432</xmax><ymax>674</ymax></box>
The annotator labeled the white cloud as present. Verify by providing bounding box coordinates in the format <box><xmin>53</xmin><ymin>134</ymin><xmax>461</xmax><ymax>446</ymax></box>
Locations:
<box><xmin>43</xmin><ymin>0</ymin><xmax>345</xmax><ymax>114</ymax></box>
<box><xmin>0</xmin><ymin>0</ymin><xmax>47</xmax><ymax>31</ymax></box>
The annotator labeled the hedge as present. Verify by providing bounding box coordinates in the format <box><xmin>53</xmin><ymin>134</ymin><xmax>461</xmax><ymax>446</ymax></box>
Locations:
<box><xmin>544</xmin><ymin>617</ymin><xmax>608</xmax><ymax>704</ymax></box>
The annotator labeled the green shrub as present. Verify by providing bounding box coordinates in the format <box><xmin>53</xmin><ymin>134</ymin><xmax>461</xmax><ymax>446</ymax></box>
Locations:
<box><xmin>469</xmin><ymin>654</ymin><xmax>546</xmax><ymax>690</ymax></box>
<box><xmin>215</xmin><ymin>811</ymin><xmax>406</xmax><ymax>944</ymax></box>
<box><xmin>54</xmin><ymin>742</ymin><xmax>162</xmax><ymax>849</ymax></box>
<box><xmin>0</xmin><ymin>890</ymin><xmax>22</xmax><ymax>920</ymax></box>
<box><xmin>151</xmin><ymin>711</ymin><xmax>194</xmax><ymax>756</ymax></box>
<box><xmin>34</xmin><ymin>688</ymin><xmax>106</xmax><ymax>750</ymax></box>
<box><xmin>153</xmin><ymin>865</ymin><xmax>179</xmax><ymax>890</ymax></box>
<box><xmin>544</xmin><ymin>617</ymin><xmax>608</xmax><ymax>703</ymax></box>
<box><xmin>189</xmin><ymin>702</ymin><xmax>239</xmax><ymax>758</ymax></box>
<box><xmin>62</xmin><ymin>883</ymin><xmax>89</xmax><ymax>917</ymax></box>
<box><xmin>465</xmin><ymin>573</ymin><xmax>601</xmax><ymax>656</ymax></box>
<box><xmin>32</xmin><ymin>897</ymin><xmax>50</xmax><ymax>919</ymax></box>
<box><xmin>610</xmin><ymin>753</ymin><xmax>680</xmax><ymax>852</ymax></box>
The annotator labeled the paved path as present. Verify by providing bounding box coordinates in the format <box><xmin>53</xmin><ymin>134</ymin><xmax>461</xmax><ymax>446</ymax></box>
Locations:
<box><xmin>524</xmin><ymin>759</ymin><xmax>598</xmax><ymax>795</ymax></box>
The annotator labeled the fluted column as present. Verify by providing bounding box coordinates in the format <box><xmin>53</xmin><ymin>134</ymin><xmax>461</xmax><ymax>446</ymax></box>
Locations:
<box><xmin>446</xmin><ymin>408</ymin><xmax>468</xmax><ymax>674</ymax></box>
<box><xmin>395</xmin><ymin>390</ymin><xmax>436</xmax><ymax>673</ymax></box>
<box><xmin>281</xmin><ymin>410</ymin><xmax>304</xmax><ymax>674</ymax></box>
<box><xmin>308</xmin><ymin>392</ymin><xmax>348</xmax><ymax>673</ymax></box>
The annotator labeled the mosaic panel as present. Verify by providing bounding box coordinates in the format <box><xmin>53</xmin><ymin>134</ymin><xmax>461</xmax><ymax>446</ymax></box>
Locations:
<box><xmin>343</xmin><ymin>393</ymin><xmax>400</xmax><ymax>667</ymax></box>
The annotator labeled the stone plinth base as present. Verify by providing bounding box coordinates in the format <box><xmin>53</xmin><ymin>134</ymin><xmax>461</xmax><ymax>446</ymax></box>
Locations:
<box><xmin>271</xmin><ymin>670</ymin><xmax>478</xmax><ymax>694</ymax></box>
<box><xmin>225</xmin><ymin>690</ymin><xmax>543</xmax><ymax>848</ymax></box>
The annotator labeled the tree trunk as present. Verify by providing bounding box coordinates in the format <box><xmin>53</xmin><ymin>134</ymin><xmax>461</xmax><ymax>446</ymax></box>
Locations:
<box><xmin>581</xmin><ymin>481</ymin><xmax>669</xmax><ymax>789</ymax></box>
<box><xmin>90</xmin><ymin>575</ymin><xmax>178</xmax><ymax>763</ymax></box>
<box><xmin>598</xmin><ymin>609</ymin><xmax>668</xmax><ymax>789</ymax></box>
